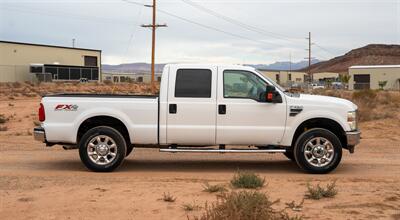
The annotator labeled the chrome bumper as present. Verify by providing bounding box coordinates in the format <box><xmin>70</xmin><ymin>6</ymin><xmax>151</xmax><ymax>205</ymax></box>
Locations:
<box><xmin>33</xmin><ymin>127</ymin><xmax>46</xmax><ymax>142</ymax></box>
<box><xmin>346</xmin><ymin>130</ymin><xmax>361</xmax><ymax>146</ymax></box>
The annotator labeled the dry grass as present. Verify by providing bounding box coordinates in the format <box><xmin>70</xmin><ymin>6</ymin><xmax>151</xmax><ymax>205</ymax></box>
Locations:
<box><xmin>305</xmin><ymin>181</ymin><xmax>338</xmax><ymax>200</ymax></box>
<box><xmin>193</xmin><ymin>191</ymin><xmax>301</xmax><ymax>220</ymax></box>
<box><xmin>161</xmin><ymin>192</ymin><xmax>176</xmax><ymax>202</ymax></box>
<box><xmin>231</xmin><ymin>171</ymin><xmax>265</xmax><ymax>189</ymax></box>
<box><xmin>312</xmin><ymin>89</ymin><xmax>400</xmax><ymax>122</ymax></box>
<box><xmin>203</xmin><ymin>183</ymin><xmax>227</xmax><ymax>193</ymax></box>
<box><xmin>0</xmin><ymin>82</ymin><xmax>159</xmax><ymax>98</ymax></box>
<box><xmin>182</xmin><ymin>201</ymin><xmax>202</xmax><ymax>212</ymax></box>
<box><xmin>0</xmin><ymin>114</ymin><xmax>7</xmax><ymax>124</ymax></box>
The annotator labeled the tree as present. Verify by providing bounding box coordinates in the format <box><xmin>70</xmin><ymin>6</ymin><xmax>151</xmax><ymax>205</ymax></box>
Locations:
<box><xmin>339</xmin><ymin>74</ymin><xmax>351</xmax><ymax>89</ymax></box>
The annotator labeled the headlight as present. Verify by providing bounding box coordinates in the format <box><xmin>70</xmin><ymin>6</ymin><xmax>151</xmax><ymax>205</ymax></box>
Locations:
<box><xmin>347</xmin><ymin>111</ymin><xmax>357</xmax><ymax>131</ymax></box>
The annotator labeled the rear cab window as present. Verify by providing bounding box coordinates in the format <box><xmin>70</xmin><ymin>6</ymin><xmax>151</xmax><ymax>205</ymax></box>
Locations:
<box><xmin>175</xmin><ymin>69</ymin><xmax>212</xmax><ymax>98</ymax></box>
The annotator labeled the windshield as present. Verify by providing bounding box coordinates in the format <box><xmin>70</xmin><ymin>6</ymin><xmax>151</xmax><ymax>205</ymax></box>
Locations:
<box><xmin>255</xmin><ymin>70</ymin><xmax>286</xmax><ymax>92</ymax></box>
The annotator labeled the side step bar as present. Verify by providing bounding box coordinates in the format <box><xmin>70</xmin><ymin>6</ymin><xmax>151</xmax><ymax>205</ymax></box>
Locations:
<box><xmin>159</xmin><ymin>148</ymin><xmax>286</xmax><ymax>153</ymax></box>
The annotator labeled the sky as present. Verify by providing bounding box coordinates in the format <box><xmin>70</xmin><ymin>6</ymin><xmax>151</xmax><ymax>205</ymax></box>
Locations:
<box><xmin>0</xmin><ymin>0</ymin><xmax>399</xmax><ymax>65</ymax></box>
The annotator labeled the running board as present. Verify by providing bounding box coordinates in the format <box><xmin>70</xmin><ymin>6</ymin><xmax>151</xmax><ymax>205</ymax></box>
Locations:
<box><xmin>159</xmin><ymin>148</ymin><xmax>286</xmax><ymax>153</ymax></box>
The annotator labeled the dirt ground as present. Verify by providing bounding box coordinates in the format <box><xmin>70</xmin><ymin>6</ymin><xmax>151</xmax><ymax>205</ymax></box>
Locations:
<box><xmin>1</xmin><ymin>97</ymin><xmax>400</xmax><ymax>220</ymax></box>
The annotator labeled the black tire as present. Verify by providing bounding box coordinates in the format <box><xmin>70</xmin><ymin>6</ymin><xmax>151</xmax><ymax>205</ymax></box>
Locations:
<box><xmin>283</xmin><ymin>150</ymin><xmax>295</xmax><ymax>161</ymax></box>
<box><xmin>79</xmin><ymin>126</ymin><xmax>126</xmax><ymax>172</ymax></box>
<box><xmin>126</xmin><ymin>145</ymin><xmax>134</xmax><ymax>157</ymax></box>
<box><xmin>294</xmin><ymin>128</ymin><xmax>342</xmax><ymax>174</ymax></box>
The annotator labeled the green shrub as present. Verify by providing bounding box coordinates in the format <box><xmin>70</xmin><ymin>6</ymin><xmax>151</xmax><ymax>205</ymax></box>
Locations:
<box><xmin>231</xmin><ymin>171</ymin><xmax>265</xmax><ymax>189</ymax></box>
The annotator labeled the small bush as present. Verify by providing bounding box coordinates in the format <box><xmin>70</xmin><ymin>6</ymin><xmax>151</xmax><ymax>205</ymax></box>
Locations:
<box><xmin>182</xmin><ymin>201</ymin><xmax>201</xmax><ymax>212</ymax></box>
<box><xmin>0</xmin><ymin>114</ymin><xmax>7</xmax><ymax>124</ymax></box>
<box><xmin>285</xmin><ymin>199</ymin><xmax>304</xmax><ymax>212</ymax></box>
<box><xmin>161</xmin><ymin>192</ymin><xmax>176</xmax><ymax>202</ymax></box>
<box><xmin>231</xmin><ymin>171</ymin><xmax>265</xmax><ymax>189</ymax></box>
<box><xmin>194</xmin><ymin>191</ymin><xmax>299</xmax><ymax>220</ymax></box>
<box><xmin>0</xmin><ymin>126</ymin><xmax>8</xmax><ymax>131</ymax></box>
<box><xmin>203</xmin><ymin>183</ymin><xmax>227</xmax><ymax>193</ymax></box>
<box><xmin>305</xmin><ymin>181</ymin><xmax>338</xmax><ymax>200</ymax></box>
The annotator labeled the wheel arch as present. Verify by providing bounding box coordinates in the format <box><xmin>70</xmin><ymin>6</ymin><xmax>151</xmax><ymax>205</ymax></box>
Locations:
<box><xmin>291</xmin><ymin>117</ymin><xmax>347</xmax><ymax>150</ymax></box>
<box><xmin>77</xmin><ymin>115</ymin><xmax>131</xmax><ymax>146</ymax></box>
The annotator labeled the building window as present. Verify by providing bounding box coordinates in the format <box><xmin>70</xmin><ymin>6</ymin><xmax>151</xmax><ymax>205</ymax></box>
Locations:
<box><xmin>354</xmin><ymin>74</ymin><xmax>370</xmax><ymax>90</ymax></box>
<box><xmin>84</xmin><ymin>56</ymin><xmax>98</xmax><ymax>67</ymax></box>
<box><xmin>175</xmin><ymin>69</ymin><xmax>212</xmax><ymax>98</ymax></box>
<box><xmin>30</xmin><ymin>66</ymin><xmax>43</xmax><ymax>73</ymax></box>
<box><xmin>288</xmin><ymin>73</ymin><xmax>292</xmax><ymax>81</ymax></box>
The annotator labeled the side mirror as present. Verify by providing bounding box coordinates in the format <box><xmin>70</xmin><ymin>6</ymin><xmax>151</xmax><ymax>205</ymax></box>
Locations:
<box><xmin>260</xmin><ymin>85</ymin><xmax>282</xmax><ymax>103</ymax></box>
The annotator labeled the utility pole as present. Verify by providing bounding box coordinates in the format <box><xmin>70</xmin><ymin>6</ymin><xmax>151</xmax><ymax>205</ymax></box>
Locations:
<box><xmin>141</xmin><ymin>0</ymin><xmax>167</xmax><ymax>93</ymax></box>
<box><xmin>72</xmin><ymin>38</ymin><xmax>76</xmax><ymax>48</ymax></box>
<box><xmin>305</xmin><ymin>32</ymin><xmax>314</xmax><ymax>82</ymax></box>
<box><xmin>306</xmin><ymin>32</ymin><xmax>312</xmax><ymax>82</ymax></box>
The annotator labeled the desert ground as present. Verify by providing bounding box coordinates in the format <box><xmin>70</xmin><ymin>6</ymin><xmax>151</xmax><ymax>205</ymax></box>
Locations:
<box><xmin>1</xmin><ymin>83</ymin><xmax>400</xmax><ymax>220</ymax></box>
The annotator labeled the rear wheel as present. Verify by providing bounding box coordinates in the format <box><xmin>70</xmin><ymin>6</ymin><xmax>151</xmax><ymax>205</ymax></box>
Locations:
<box><xmin>294</xmin><ymin>128</ymin><xmax>342</xmax><ymax>174</ymax></box>
<box><xmin>79</xmin><ymin>126</ymin><xmax>126</xmax><ymax>172</ymax></box>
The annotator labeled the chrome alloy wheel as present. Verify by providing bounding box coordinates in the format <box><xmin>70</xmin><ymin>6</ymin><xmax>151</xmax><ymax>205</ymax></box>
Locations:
<box><xmin>304</xmin><ymin>137</ymin><xmax>334</xmax><ymax>167</ymax></box>
<box><xmin>87</xmin><ymin>135</ymin><xmax>117</xmax><ymax>165</ymax></box>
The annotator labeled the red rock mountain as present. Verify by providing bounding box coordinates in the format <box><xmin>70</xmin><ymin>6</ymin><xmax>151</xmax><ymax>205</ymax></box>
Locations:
<box><xmin>300</xmin><ymin>44</ymin><xmax>400</xmax><ymax>73</ymax></box>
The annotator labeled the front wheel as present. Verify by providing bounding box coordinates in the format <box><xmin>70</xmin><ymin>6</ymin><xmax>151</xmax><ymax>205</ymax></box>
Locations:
<box><xmin>294</xmin><ymin>128</ymin><xmax>342</xmax><ymax>174</ymax></box>
<box><xmin>79</xmin><ymin>126</ymin><xmax>126</xmax><ymax>172</ymax></box>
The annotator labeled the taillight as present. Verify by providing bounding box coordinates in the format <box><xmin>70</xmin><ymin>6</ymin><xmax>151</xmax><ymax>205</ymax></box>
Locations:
<box><xmin>38</xmin><ymin>103</ymin><xmax>45</xmax><ymax>122</ymax></box>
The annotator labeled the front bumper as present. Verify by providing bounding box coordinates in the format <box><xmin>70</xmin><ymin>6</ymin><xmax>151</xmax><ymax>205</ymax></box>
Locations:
<box><xmin>33</xmin><ymin>127</ymin><xmax>46</xmax><ymax>143</ymax></box>
<box><xmin>346</xmin><ymin>130</ymin><xmax>361</xmax><ymax>147</ymax></box>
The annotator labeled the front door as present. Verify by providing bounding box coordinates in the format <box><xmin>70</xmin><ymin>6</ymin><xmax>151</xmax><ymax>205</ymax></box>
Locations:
<box><xmin>166</xmin><ymin>66</ymin><xmax>217</xmax><ymax>145</ymax></box>
<box><xmin>216</xmin><ymin>69</ymin><xmax>287</xmax><ymax>145</ymax></box>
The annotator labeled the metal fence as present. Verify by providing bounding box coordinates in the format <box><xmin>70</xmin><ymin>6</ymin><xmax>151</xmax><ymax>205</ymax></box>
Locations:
<box><xmin>0</xmin><ymin>64</ymin><xmax>99</xmax><ymax>83</ymax></box>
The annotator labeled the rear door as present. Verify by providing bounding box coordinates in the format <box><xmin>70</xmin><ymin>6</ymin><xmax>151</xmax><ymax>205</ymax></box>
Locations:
<box><xmin>166</xmin><ymin>66</ymin><xmax>217</xmax><ymax>145</ymax></box>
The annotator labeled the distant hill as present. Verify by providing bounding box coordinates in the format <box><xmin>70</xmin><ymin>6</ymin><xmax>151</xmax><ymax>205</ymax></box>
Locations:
<box><xmin>102</xmin><ymin>59</ymin><xmax>321</xmax><ymax>73</ymax></box>
<box><xmin>248</xmin><ymin>59</ymin><xmax>320</xmax><ymax>71</ymax></box>
<box><xmin>300</xmin><ymin>44</ymin><xmax>400</xmax><ymax>73</ymax></box>
<box><xmin>102</xmin><ymin>63</ymin><xmax>165</xmax><ymax>73</ymax></box>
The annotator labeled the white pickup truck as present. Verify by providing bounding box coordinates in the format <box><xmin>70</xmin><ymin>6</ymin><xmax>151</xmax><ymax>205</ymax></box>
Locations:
<box><xmin>34</xmin><ymin>64</ymin><xmax>360</xmax><ymax>173</ymax></box>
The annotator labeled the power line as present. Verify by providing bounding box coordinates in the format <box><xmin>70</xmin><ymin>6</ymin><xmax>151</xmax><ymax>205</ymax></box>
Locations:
<box><xmin>314</xmin><ymin>43</ymin><xmax>337</xmax><ymax>56</ymax></box>
<box><xmin>181</xmin><ymin>0</ymin><xmax>304</xmax><ymax>43</ymax></box>
<box><xmin>123</xmin><ymin>0</ymin><xmax>285</xmax><ymax>48</ymax></box>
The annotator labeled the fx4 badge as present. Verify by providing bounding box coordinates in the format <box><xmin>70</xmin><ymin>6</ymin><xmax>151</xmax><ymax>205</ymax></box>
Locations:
<box><xmin>55</xmin><ymin>104</ymin><xmax>79</xmax><ymax>111</ymax></box>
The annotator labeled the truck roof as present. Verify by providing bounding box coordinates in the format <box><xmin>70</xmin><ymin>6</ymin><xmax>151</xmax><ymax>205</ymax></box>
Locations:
<box><xmin>164</xmin><ymin>64</ymin><xmax>256</xmax><ymax>71</ymax></box>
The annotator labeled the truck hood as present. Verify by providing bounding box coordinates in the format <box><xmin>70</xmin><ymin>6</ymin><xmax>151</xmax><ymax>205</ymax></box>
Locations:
<box><xmin>297</xmin><ymin>94</ymin><xmax>358</xmax><ymax>111</ymax></box>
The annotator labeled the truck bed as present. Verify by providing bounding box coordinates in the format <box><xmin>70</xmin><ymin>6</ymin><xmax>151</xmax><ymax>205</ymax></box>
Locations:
<box><xmin>43</xmin><ymin>93</ymin><xmax>158</xmax><ymax>98</ymax></box>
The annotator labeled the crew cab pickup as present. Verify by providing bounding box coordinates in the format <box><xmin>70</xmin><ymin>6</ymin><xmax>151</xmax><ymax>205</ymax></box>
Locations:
<box><xmin>34</xmin><ymin>64</ymin><xmax>360</xmax><ymax>173</ymax></box>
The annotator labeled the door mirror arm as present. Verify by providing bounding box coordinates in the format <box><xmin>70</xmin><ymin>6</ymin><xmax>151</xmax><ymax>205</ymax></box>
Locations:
<box><xmin>259</xmin><ymin>85</ymin><xmax>282</xmax><ymax>103</ymax></box>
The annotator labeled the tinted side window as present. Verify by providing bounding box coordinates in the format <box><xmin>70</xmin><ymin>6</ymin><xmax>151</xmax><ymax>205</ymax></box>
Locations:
<box><xmin>175</xmin><ymin>69</ymin><xmax>212</xmax><ymax>98</ymax></box>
